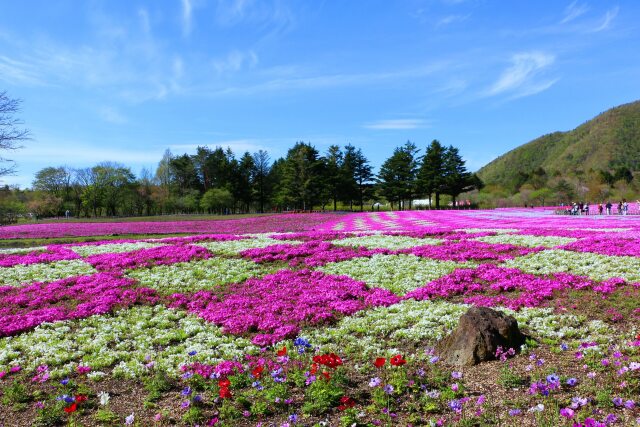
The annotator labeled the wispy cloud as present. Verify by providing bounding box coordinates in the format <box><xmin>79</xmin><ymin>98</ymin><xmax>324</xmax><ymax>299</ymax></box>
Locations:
<box><xmin>0</xmin><ymin>55</ymin><xmax>47</xmax><ymax>86</ymax></box>
<box><xmin>363</xmin><ymin>119</ymin><xmax>428</xmax><ymax>130</ymax></box>
<box><xmin>561</xmin><ymin>1</ymin><xmax>589</xmax><ymax>24</ymax></box>
<box><xmin>485</xmin><ymin>51</ymin><xmax>557</xmax><ymax>98</ymax></box>
<box><xmin>181</xmin><ymin>0</ymin><xmax>193</xmax><ymax>36</ymax></box>
<box><xmin>212</xmin><ymin>50</ymin><xmax>259</xmax><ymax>74</ymax></box>
<box><xmin>201</xmin><ymin>62</ymin><xmax>449</xmax><ymax>97</ymax></box>
<box><xmin>436</xmin><ymin>14</ymin><xmax>470</xmax><ymax>27</ymax></box>
<box><xmin>592</xmin><ymin>7</ymin><xmax>619</xmax><ymax>32</ymax></box>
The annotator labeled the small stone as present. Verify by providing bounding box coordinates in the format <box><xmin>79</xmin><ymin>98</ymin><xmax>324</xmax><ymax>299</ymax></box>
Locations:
<box><xmin>437</xmin><ymin>306</ymin><xmax>526</xmax><ymax>366</ymax></box>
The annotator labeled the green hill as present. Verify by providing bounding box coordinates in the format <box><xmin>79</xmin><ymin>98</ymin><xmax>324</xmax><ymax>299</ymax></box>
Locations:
<box><xmin>477</xmin><ymin>100</ymin><xmax>640</xmax><ymax>192</ymax></box>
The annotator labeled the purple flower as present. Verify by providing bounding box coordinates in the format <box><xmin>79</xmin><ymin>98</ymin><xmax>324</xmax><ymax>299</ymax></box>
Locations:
<box><xmin>559</xmin><ymin>407</ymin><xmax>575</xmax><ymax>419</ymax></box>
<box><xmin>369</xmin><ymin>377</ymin><xmax>382</xmax><ymax>387</ymax></box>
<box><xmin>383</xmin><ymin>384</ymin><xmax>394</xmax><ymax>395</ymax></box>
<box><xmin>566</xmin><ymin>377</ymin><xmax>578</xmax><ymax>387</ymax></box>
<box><xmin>508</xmin><ymin>409</ymin><xmax>522</xmax><ymax>416</ymax></box>
<box><xmin>181</xmin><ymin>386</ymin><xmax>192</xmax><ymax>396</ymax></box>
<box><xmin>448</xmin><ymin>399</ymin><xmax>462</xmax><ymax>413</ymax></box>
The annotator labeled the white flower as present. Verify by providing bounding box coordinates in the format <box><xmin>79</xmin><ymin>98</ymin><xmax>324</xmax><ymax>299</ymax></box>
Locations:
<box><xmin>98</xmin><ymin>391</ymin><xmax>110</xmax><ymax>406</ymax></box>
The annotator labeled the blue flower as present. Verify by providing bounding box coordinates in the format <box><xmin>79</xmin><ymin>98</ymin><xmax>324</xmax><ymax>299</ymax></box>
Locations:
<box><xmin>181</xmin><ymin>386</ymin><xmax>192</xmax><ymax>396</ymax></box>
<box><xmin>188</xmin><ymin>350</ymin><xmax>197</xmax><ymax>356</ymax></box>
<box><xmin>566</xmin><ymin>377</ymin><xmax>578</xmax><ymax>387</ymax></box>
<box><xmin>546</xmin><ymin>373</ymin><xmax>560</xmax><ymax>384</ymax></box>
<box><xmin>560</xmin><ymin>343</ymin><xmax>569</xmax><ymax>351</ymax></box>
<box><xmin>448</xmin><ymin>399</ymin><xmax>462</xmax><ymax>413</ymax></box>
<box><xmin>60</xmin><ymin>378</ymin><xmax>69</xmax><ymax>386</ymax></box>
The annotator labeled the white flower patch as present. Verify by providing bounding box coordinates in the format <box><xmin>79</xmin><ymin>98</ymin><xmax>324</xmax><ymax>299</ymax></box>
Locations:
<box><xmin>0</xmin><ymin>260</ymin><xmax>96</xmax><ymax>287</ymax></box>
<box><xmin>196</xmin><ymin>236</ymin><xmax>302</xmax><ymax>255</ymax></box>
<box><xmin>505</xmin><ymin>249</ymin><xmax>640</xmax><ymax>282</ymax></box>
<box><xmin>0</xmin><ymin>246</ymin><xmax>47</xmax><ymax>254</ymax></box>
<box><xmin>68</xmin><ymin>242</ymin><xmax>166</xmax><ymax>257</ymax></box>
<box><xmin>0</xmin><ymin>305</ymin><xmax>257</xmax><ymax>379</ymax></box>
<box><xmin>299</xmin><ymin>300</ymin><xmax>618</xmax><ymax>358</ymax></box>
<box><xmin>318</xmin><ymin>254</ymin><xmax>461</xmax><ymax>295</ymax></box>
<box><xmin>127</xmin><ymin>257</ymin><xmax>272</xmax><ymax>294</ymax></box>
<box><xmin>332</xmin><ymin>235</ymin><xmax>442</xmax><ymax>250</ymax></box>
<box><xmin>474</xmin><ymin>234</ymin><xmax>576</xmax><ymax>248</ymax></box>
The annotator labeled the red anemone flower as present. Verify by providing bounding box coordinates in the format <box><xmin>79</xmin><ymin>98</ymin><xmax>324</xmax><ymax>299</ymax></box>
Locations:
<box><xmin>373</xmin><ymin>357</ymin><xmax>386</xmax><ymax>368</ymax></box>
<box><xmin>74</xmin><ymin>395</ymin><xmax>87</xmax><ymax>403</ymax></box>
<box><xmin>251</xmin><ymin>365</ymin><xmax>264</xmax><ymax>378</ymax></box>
<box><xmin>64</xmin><ymin>403</ymin><xmax>77</xmax><ymax>413</ymax></box>
<box><xmin>277</xmin><ymin>346</ymin><xmax>287</xmax><ymax>357</ymax></box>
<box><xmin>338</xmin><ymin>396</ymin><xmax>356</xmax><ymax>411</ymax></box>
<box><xmin>218</xmin><ymin>378</ymin><xmax>231</xmax><ymax>388</ymax></box>
<box><xmin>389</xmin><ymin>354</ymin><xmax>406</xmax><ymax>366</ymax></box>
<box><xmin>219</xmin><ymin>387</ymin><xmax>232</xmax><ymax>399</ymax></box>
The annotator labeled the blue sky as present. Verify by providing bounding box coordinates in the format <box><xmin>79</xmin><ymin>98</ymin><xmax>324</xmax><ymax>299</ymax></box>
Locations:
<box><xmin>0</xmin><ymin>0</ymin><xmax>639</xmax><ymax>188</ymax></box>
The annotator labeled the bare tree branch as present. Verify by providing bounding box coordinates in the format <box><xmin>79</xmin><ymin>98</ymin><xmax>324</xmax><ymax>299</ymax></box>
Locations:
<box><xmin>0</xmin><ymin>90</ymin><xmax>31</xmax><ymax>176</ymax></box>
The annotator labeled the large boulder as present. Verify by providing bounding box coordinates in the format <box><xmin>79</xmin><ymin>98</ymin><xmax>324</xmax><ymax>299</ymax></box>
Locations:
<box><xmin>437</xmin><ymin>306</ymin><xmax>526</xmax><ymax>366</ymax></box>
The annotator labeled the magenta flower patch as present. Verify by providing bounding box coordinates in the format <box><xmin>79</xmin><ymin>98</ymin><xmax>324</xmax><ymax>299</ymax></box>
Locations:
<box><xmin>168</xmin><ymin>269</ymin><xmax>400</xmax><ymax>346</ymax></box>
<box><xmin>0</xmin><ymin>273</ymin><xmax>159</xmax><ymax>337</ymax></box>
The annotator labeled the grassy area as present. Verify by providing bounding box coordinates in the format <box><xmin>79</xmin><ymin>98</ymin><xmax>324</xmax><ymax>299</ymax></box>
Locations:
<box><xmin>21</xmin><ymin>213</ymin><xmax>273</xmax><ymax>224</ymax></box>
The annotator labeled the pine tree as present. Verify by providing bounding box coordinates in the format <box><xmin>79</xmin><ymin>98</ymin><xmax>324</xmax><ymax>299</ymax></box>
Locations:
<box><xmin>377</xmin><ymin>141</ymin><xmax>420</xmax><ymax>210</ymax></box>
<box><xmin>417</xmin><ymin>140</ymin><xmax>445</xmax><ymax>208</ymax></box>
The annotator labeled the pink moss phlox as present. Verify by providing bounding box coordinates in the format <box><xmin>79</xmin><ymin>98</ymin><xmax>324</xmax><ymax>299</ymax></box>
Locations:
<box><xmin>240</xmin><ymin>240</ymin><xmax>394</xmax><ymax>267</ymax></box>
<box><xmin>403</xmin><ymin>263</ymin><xmax>628</xmax><ymax>310</ymax></box>
<box><xmin>0</xmin><ymin>246</ymin><xmax>81</xmax><ymax>267</ymax></box>
<box><xmin>562</xmin><ymin>236</ymin><xmax>640</xmax><ymax>257</ymax></box>
<box><xmin>0</xmin><ymin>273</ymin><xmax>159</xmax><ymax>337</ymax></box>
<box><xmin>86</xmin><ymin>244</ymin><xmax>211</xmax><ymax>272</ymax></box>
<box><xmin>0</xmin><ymin>213</ymin><xmax>342</xmax><ymax>239</ymax></box>
<box><xmin>169</xmin><ymin>269</ymin><xmax>399</xmax><ymax>346</ymax></box>
<box><xmin>400</xmin><ymin>240</ymin><xmax>540</xmax><ymax>262</ymax></box>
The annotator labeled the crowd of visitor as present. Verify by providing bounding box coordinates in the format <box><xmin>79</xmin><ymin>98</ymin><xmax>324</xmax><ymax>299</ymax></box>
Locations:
<box><xmin>562</xmin><ymin>200</ymin><xmax>636</xmax><ymax>215</ymax></box>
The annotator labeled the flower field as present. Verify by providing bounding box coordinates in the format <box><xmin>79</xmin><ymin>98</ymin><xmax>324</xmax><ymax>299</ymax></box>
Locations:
<box><xmin>0</xmin><ymin>210</ymin><xmax>639</xmax><ymax>426</ymax></box>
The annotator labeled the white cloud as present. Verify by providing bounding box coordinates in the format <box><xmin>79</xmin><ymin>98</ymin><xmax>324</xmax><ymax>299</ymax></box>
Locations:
<box><xmin>561</xmin><ymin>1</ymin><xmax>589</xmax><ymax>24</ymax></box>
<box><xmin>592</xmin><ymin>7</ymin><xmax>619</xmax><ymax>32</ymax></box>
<box><xmin>485</xmin><ymin>52</ymin><xmax>557</xmax><ymax>98</ymax></box>
<box><xmin>363</xmin><ymin>119</ymin><xmax>428</xmax><ymax>130</ymax></box>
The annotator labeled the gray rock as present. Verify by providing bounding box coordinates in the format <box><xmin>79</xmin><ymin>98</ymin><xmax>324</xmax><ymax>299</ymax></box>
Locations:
<box><xmin>437</xmin><ymin>306</ymin><xmax>526</xmax><ymax>366</ymax></box>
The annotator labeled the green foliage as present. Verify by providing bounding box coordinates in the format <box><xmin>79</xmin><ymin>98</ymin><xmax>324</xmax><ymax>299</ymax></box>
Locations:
<box><xmin>1</xmin><ymin>380</ymin><xmax>30</xmax><ymax>405</ymax></box>
<box><xmin>302</xmin><ymin>378</ymin><xmax>344</xmax><ymax>415</ymax></box>
<box><xmin>478</xmin><ymin>100</ymin><xmax>640</xmax><ymax>194</ymax></box>
<box><xmin>34</xmin><ymin>401</ymin><xmax>66</xmax><ymax>427</ymax></box>
<box><xmin>143</xmin><ymin>370</ymin><xmax>173</xmax><ymax>403</ymax></box>
<box><xmin>94</xmin><ymin>408</ymin><xmax>120</xmax><ymax>425</ymax></box>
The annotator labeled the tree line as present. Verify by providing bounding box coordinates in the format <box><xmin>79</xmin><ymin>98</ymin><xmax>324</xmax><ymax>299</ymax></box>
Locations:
<box><xmin>0</xmin><ymin>141</ymin><xmax>475</xmax><ymax>219</ymax></box>
<box><xmin>16</xmin><ymin>140</ymin><xmax>480</xmax><ymax>218</ymax></box>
